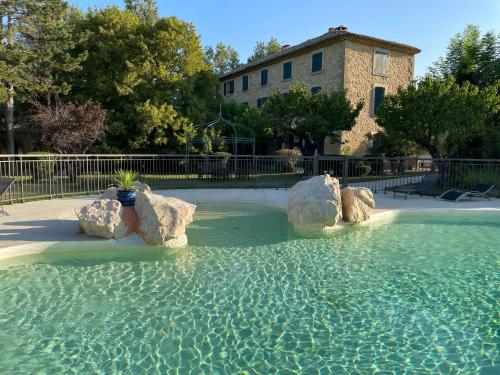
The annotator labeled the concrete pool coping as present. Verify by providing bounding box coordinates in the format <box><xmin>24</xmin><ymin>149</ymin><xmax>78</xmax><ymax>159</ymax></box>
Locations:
<box><xmin>1</xmin><ymin>188</ymin><xmax>499</xmax><ymax>260</ymax></box>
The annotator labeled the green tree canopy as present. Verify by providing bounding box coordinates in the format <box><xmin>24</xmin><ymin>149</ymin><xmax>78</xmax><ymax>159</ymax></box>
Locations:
<box><xmin>429</xmin><ymin>24</ymin><xmax>500</xmax><ymax>87</ymax></box>
<box><xmin>204</xmin><ymin>42</ymin><xmax>240</xmax><ymax>75</ymax></box>
<box><xmin>262</xmin><ymin>85</ymin><xmax>363</xmax><ymax>154</ymax></box>
<box><xmin>376</xmin><ymin>76</ymin><xmax>499</xmax><ymax>159</ymax></box>
<box><xmin>0</xmin><ymin>0</ymin><xmax>85</xmax><ymax>153</ymax></box>
<box><xmin>247</xmin><ymin>37</ymin><xmax>282</xmax><ymax>63</ymax></box>
<box><xmin>124</xmin><ymin>0</ymin><xmax>158</xmax><ymax>26</ymax></box>
<box><xmin>66</xmin><ymin>6</ymin><xmax>209</xmax><ymax>153</ymax></box>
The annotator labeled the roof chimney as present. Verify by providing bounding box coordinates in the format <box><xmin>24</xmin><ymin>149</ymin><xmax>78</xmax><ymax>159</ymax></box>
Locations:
<box><xmin>329</xmin><ymin>25</ymin><xmax>348</xmax><ymax>33</ymax></box>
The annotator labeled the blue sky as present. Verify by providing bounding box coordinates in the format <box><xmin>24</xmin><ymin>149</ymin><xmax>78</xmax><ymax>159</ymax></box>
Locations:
<box><xmin>72</xmin><ymin>0</ymin><xmax>500</xmax><ymax>78</ymax></box>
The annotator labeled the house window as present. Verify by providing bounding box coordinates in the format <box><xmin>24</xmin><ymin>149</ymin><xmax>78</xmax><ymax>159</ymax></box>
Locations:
<box><xmin>311</xmin><ymin>86</ymin><xmax>321</xmax><ymax>94</ymax></box>
<box><xmin>261</xmin><ymin>69</ymin><xmax>268</xmax><ymax>86</ymax></box>
<box><xmin>242</xmin><ymin>75</ymin><xmax>249</xmax><ymax>91</ymax></box>
<box><xmin>373</xmin><ymin>87</ymin><xmax>385</xmax><ymax>115</ymax></box>
<box><xmin>227</xmin><ymin>80</ymin><xmax>234</xmax><ymax>94</ymax></box>
<box><xmin>283</xmin><ymin>61</ymin><xmax>292</xmax><ymax>80</ymax></box>
<box><xmin>311</xmin><ymin>52</ymin><xmax>323</xmax><ymax>72</ymax></box>
<box><xmin>257</xmin><ymin>97</ymin><xmax>268</xmax><ymax>108</ymax></box>
<box><xmin>373</xmin><ymin>50</ymin><xmax>389</xmax><ymax>76</ymax></box>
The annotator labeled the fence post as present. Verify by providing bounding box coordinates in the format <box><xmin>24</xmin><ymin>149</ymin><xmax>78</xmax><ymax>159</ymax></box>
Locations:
<box><xmin>96</xmin><ymin>156</ymin><xmax>100</xmax><ymax>193</ymax></box>
<box><xmin>342</xmin><ymin>156</ymin><xmax>349</xmax><ymax>187</ymax></box>
<box><xmin>313</xmin><ymin>151</ymin><xmax>319</xmax><ymax>176</ymax></box>
<box><xmin>19</xmin><ymin>156</ymin><xmax>25</xmax><ymax>202</ymax></box>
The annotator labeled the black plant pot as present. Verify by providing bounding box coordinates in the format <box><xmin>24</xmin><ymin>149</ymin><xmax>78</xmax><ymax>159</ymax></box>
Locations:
<box><xmin>117</xmin><ymin>189</ymin><xmax>137</xmax><ymax>207</ymax></box>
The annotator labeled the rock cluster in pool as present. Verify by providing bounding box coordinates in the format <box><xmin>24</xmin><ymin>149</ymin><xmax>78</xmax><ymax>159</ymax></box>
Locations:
<box><xmin>76</xmin><ymin>182</ymin><xmax>196</xmax><ymax>248</ymax></box>
<box><xmin>288</xmin><ymin>174</ymin><xmax>375</xmax><ymax>235</ymax></box>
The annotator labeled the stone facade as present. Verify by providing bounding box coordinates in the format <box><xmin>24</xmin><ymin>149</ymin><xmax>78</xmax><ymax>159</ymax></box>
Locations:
<box><xmin>225</xmin><ymin>41</ymin><xmax>345</xmax><ymax>107</ymax></box>
<box><xmin>219</xmin><ymin>28</ymin><xmax>419</xmax><ymax>155</ymax></box>
<box><xmin>342</xmin><ymin>41</ymin><xmax>415</xmax><ymax>154</ymax></box>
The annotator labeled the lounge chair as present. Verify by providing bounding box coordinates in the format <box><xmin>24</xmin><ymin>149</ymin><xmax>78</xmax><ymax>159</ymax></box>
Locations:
<box><xmin>385</xmin><ymin>174</ymin><xmax>440</xmax><ymax>199</ymax></box>
<box><xmin>0</xmin><ymin>178</ymin><xmax>15</xmax><ymax>215</ymax></box>
<box><xmin>438</xmin><ymin>184</ymin><xmax>495</xmax><ymax>202</ymax></box>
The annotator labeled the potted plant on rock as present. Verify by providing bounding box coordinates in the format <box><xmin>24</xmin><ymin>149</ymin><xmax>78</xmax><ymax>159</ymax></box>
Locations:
<box><xmin>113</xmin><ymin>169</ymin><xmax>138</xmax><ymax>206</ymax></box>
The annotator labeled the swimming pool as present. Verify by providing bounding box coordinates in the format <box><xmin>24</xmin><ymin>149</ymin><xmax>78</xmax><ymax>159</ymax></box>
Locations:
<box><xmin>0</xmin><ymin>205</ymin><xmax>498</xmax><ymax>373</ymax></box>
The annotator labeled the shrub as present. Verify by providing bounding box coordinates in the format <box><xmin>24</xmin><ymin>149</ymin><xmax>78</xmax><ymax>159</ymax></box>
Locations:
<box><xmin>31</xmin><ymin>99</ymin><xmax>106</xmax><ymax>153</ymax></box>
<box><xmin>276</xmin><ymin>148</ymin><xmax>302</xmax><ymax>172</ymax></box>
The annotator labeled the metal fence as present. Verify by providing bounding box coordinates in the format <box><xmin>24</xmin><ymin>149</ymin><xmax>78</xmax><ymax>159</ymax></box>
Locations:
<box><xmin>0</xmin><ymin>154</ymin><xmax>499</xmax><ymax>203</ymax></box>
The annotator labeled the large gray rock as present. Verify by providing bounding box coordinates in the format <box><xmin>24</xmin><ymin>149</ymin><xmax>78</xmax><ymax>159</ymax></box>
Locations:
<box><xmin>133</xmin><ymin>181</ymin><xmax>152</xmax><ymax>194</ymax></box>
<box><xmin>76</xmin><ymin>199</ymin><xmax>127</xmax><ymax>239</ymax></box>
<box><xmin>135</xmin><ymin>191</ymin><xmax>196</xmax><ymax>247</ymax></box>
<box><xmin>288</xmin><ymin>174</ymin><xmax>342</xmax><ymax>235</ymax></box>
<box><xmin>99</xmin><ymin>186</ymin><xmax>119</xmax><ymax>200</ymax></box>
<box><xmin>341</xmin><ymin>187</ymin><xmax>375</xmax><ymax>224</ymax></box>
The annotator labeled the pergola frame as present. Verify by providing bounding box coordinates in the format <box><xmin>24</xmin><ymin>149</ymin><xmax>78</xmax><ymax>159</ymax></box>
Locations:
<box><xmin>186</xmin><ymin>111</ymin><xmax>256</xmax><ymax>157</ymax></box>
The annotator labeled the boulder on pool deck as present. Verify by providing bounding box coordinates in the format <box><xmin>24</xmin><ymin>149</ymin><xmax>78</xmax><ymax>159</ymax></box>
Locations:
<box><xmin>76</xmin><ymin>199</ymin><xmax>128</xmax><ymax>239</ymax></box>
<box><xmin>288</xmin><ymin>174</ymin><xmax>342</xmax><ymax>235</ymax></box>
<box><xmin>341</xmin><ymin>187</ymin><xmax>375</xmax><ymax>224</ymax></box>
<box><xmin>135</xmin><ymin>191</ymin><xmax>196</xmax><ymax>247</ymax></box>
<box><xmin>99</xmin><ymin>186</ymin><xmax>119</xmax><ymax>200</ymax></box>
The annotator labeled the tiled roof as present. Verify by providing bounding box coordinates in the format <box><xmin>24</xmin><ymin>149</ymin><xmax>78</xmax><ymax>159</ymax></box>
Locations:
<box><xmin>219</xmin><ymin>30</ymin><xmax>420</xmax><ymax>80</ymax></box>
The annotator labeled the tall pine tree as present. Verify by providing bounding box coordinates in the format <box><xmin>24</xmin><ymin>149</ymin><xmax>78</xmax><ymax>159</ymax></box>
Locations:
<box><xmin>0</xmin><ymin>0</ymin><xmax>84</xmax><ymax>153</ymax></box>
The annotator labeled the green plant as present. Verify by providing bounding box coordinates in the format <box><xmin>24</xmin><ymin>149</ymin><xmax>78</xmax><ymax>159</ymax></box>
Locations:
<box><xmin>276</xmin><ymin>148</ymin><xmax>302</xmax><ymax>172</ymax></box>
<box><xmin>353</xmin><ymin>161</ymin><xmax>372</xmax><ymax>177</ymax></box>
<box><xmin>113</xmin><ymin>170</ymin><xmax>139</xmax><ymax>191</ymax></box>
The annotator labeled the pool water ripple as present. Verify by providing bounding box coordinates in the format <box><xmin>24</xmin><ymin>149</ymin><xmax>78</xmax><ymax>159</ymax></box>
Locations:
<box><xmin>0</xmin><ymin>205</ymin><xmax>499</xmax><ymax>374</ymax></box>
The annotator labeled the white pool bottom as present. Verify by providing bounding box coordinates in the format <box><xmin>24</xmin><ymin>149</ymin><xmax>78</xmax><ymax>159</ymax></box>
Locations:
<box><xmin>0</xmin><ymin>188</ymin><xmax>499</xmax><ymax>261</ymax></box>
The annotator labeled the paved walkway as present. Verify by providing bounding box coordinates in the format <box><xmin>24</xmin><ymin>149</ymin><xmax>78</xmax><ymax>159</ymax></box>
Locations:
<box><xmin>1</xmin><ymin>189</ymin><xmax>499</xmax><ymax>249</ymax></box>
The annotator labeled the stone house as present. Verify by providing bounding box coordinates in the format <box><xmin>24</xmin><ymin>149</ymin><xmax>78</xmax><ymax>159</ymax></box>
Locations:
<box><xmin>219</xmin><ymin>26</ymin><xmax>420</xmax><ymax>155</ymax></box>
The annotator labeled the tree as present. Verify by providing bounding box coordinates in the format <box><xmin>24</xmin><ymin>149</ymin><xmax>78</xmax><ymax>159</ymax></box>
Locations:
<box><xmin>66</xmin><ymin>7</ymin><xmax>208</xmax><ymax>153</ymax></box>
<box><xmin>306</xmin><ymin>90</ymin><xmax>364</xmax><ymax>153</ymax></box>
<box><xmin>429</xmin><ymin>24</ymin><xmax>500</xmax><ymax>87</ymax></box>
<box><xmin>263</xmin><ymin>85</ymin><xmax>363</xmax><ymax>155</ymax></box>
<box><xmin>247</xmin><ymin>37</ymin><xmax>282</xmax><ymax>63</ymax></box>
<box><xmin>30</xmin><ymin>99</ymin><xmax>106</xmax><ymax>153</ymax></box>
<box><xmin>376</xmin><ymin>76</ymin><xmax>499</xmax><ymax>159</ymax></box>
<box><xmin>124</xmin><ymin>0</ymin><xmax>158</xmax><ymax>26</ymax></box>
<box><xmin>204</xmin><ymin>42</ymin><xmax>240</xmax><ymax>75</ymax></box>
<box><xmin>0</xmin><ymin>0</ymin><xmax>85</xmax><ymax>153</ymax></box>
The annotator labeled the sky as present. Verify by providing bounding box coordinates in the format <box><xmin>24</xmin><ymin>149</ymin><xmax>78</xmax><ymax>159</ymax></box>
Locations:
<box><xmin>72</xmin><ymin>0</ymin><xmax>500</xmax><ymax>78</ymax></box>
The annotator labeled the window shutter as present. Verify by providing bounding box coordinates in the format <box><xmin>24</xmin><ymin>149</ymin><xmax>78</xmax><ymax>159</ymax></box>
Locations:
<box><xmin>312</xmin><ymin>52</ymin><xmax>323</xmax><ymax>72</ymax></box>
<box><xmin>261</xmin><ymin>69</ymin><xmax>268</xmax><ymax>86</ymax></box>
<box><xmin>242</xmin><ymin>75</ymin><xmax>248</xmax><ymax>91</ymax></box>
<box><xmin>223</xmin><ymin>82</ymin><xmax>227</xmax><ymax>96</ymax></box>
<box><xmin>381</xmin><ymin>53</ymin><xmax>388</xmax><ymax>74</ymax></box>
<box><xmin>283</xmin><ymin>62</ymin><xmax>292</xmax><ymax>80</ymax></box>
<box><xmin>374</xmin><ymin>87</ymin><xmax>385</xmax><ymax>114</ymax></box>
<box><xmin>374</xmin><ymin>51</ymin><xmax>389</xmax><ymax>75</ymax></box>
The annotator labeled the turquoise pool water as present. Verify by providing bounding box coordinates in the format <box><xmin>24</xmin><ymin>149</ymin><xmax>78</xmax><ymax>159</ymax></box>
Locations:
<box><xmin>0</xmin><ymin>205</ymin><xmax>499</xmax><ymax>374</ymax></box>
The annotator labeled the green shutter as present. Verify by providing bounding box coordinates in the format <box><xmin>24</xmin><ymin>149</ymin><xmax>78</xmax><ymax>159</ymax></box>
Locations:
<box><xmin>312</xmin><ymin>52</ymin><xmax>323</xmax><ymax>72</ymax></box>
<box><xmin>261</xmin><ymin>69</ymin><xmax>268</xmax><ymax>86</ymax></box>
<box><xmin>283</xmin><ymin>61</ymin><xmax>292</xmax><ymax>80</ymax></box>
<box><xmin>242</xmin><ymin>75</ymin><xmax>248</xmax><ymax>91</ymax></box>
<box><xmin>374</xmin><ymin>87</ymin><xmax>385</xmax><ymax>114</ymax></box>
